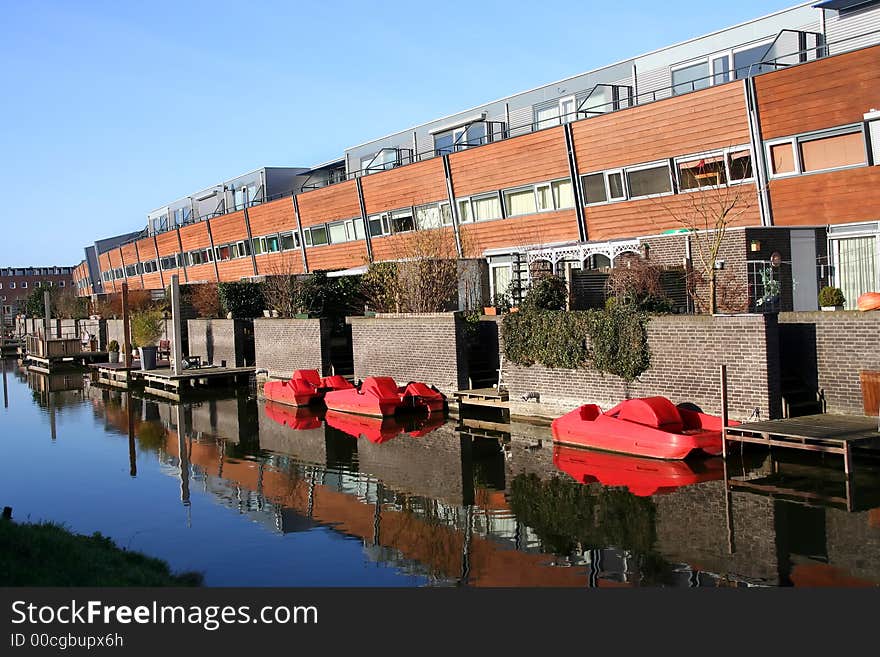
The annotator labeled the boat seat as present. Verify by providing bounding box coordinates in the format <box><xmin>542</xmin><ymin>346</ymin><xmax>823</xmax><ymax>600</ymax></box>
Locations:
<box><xmin>616</xmin><ymin>397</ymin><xmax>683</xmax><ymax>433</ymax></box>
<box><xmin>293</xmin><ymin>369</ymin><xmax>322</xmax><ymax>388</ymax></box>
<box><xmin>361</xmin><ymin>376</ymin><xmax>400</xmax><ymax>400</ymax></box>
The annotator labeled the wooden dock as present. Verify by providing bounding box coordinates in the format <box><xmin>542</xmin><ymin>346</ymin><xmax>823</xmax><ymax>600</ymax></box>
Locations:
<box><xmin>129</xmin><ymin>366</ymin><xmax>255</xmax><ymax>401</ymax></box>
<box><xmin>453</xmin><ymin>387</ymin><xmax>509</xmax><ymax>409</ymax></box>
<box><xmin>89</xmin><ymin>360</ymin><xmax>169</xmax><ymax>390</ymax></box>
<box><xmin>724</xmin><ymin>414</ymin><xmax>880</xmax><ymax>476</ymax></box>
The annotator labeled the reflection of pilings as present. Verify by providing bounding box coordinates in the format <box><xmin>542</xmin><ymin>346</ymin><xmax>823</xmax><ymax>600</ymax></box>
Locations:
<box><xmin>723</xmin><ymin>458</ymin><xmax>736</xmax><ymax>554</ymax></box>
<box><xmin>127</xmin><ymin>392</ymin><xmax>137</xmax><ymax>477</ymax></box>
<box><xmin>307</xmin><ymin>469</ymin><xmax>316</xmax><ymax>518</ymax></box>
<box><xmin>49</xmin><ymin>392</ymin><xmax>56</xmax><ymax>441</ymax></box>
<box><xmin>372</xmin><ymin>483</ymin><xmax>384</xmax><ymax>546</ymax></box>
<box><xmin>460</xmin><ymin>435</ymin><xmax>474</xmax><ymax>507</ymax></box>
<box><xmin>460</xmin><ymin>505</ymin><xmax>474</xmax><ymax>586</ymax></box>
<box><xmin>588</xmin><ymin>549</ymin><xmax>602</xmax><ymax>588</ymax></box>
<box><xmin>2</xmin><ymin>358</ymin><xmax>8</xmax><ymax>408</ymax></box>
<box><xmin>176</xmin><ymin>405</ymin><xmax>190</xmax><ymax>507</ymax></box>
<box><xmin>257</xmin><ymin>462</ymin><xmax>264</xmax><ymax>510</ymax></box>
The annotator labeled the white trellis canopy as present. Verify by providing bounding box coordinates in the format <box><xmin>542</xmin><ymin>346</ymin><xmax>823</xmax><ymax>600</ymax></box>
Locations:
<box><xmin>524</xmin><ymin>239</ymin><xmax>641</xmax><ymax>269</ymax></box>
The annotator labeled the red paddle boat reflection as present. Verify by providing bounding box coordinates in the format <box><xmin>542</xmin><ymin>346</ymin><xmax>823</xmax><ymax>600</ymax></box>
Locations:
<box><xmin>325</xmin><ymin>409</ymin><xmax>446</xmax><ymax>443</ymax></box>
<box><xmin>263</xmin><ymin>401</ymin><xmax>322</xmax><ymax>430</ymax></box>
<box><xmin>553</xmin><ymin>444</ymin><xmax>725</xmax><ymax>496</ymax></box>
<box><xmin>263</xmin><ymin>369</ymin><xmax>354</xmax><ymax>407</ymax></box>
<box><xmin>552</xmin><ymin>396</ymin><xmax>738</xmax><ymax>460</ymax></box>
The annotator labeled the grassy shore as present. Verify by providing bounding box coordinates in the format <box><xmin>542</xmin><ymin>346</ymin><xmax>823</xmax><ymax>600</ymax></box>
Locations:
<box><xmin>0</xmin><ymin>519</ymin><xmax>202</xmax><ymax>586</ymax></box>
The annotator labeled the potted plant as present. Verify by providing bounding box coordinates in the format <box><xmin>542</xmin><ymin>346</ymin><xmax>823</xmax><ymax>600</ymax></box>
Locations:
<box><xmin>818</xmin><ymin>286</ymin><xmax>845</xmax><ymax>311</ymax></box>
<box><xmin>107</xmin><ymin>340</ymin><xmax>120</xmax><ymax>364</ymax></box>
<box><xmin>131</xmin><ymin>309</ymin><xmax>164</xmax><ymax>371</ymax></box>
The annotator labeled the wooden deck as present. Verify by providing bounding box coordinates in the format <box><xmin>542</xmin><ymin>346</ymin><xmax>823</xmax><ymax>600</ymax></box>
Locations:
<box><xmin>724</xmin><ymin>414</ymin><xmax>880</xmax><ymax>476</ymax></box>
<box><xmin>453</xmin><ymin>387</ymin><xmax>510</xmax><ymax>409</ymax></box>
<box><xmin>129</xmin><ymin>366</ymin><xmax>254</xmax><ymax>401</ymax></box>
<box><xmin>89</xmin><ymin>360</ymin><xmax>170</xmax><ymax>389</ymax></box>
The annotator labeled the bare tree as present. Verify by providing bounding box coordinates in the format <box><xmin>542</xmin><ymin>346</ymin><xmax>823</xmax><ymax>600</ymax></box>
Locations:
<box><xmin>653</xmin><ymin>155</ymin><xmax>759</xmax><ymax>314</ymax></box>
<box><xmin>261</xmin><ymin>253</ymin><xmax>303</xmax><ymax>318</ymax></box>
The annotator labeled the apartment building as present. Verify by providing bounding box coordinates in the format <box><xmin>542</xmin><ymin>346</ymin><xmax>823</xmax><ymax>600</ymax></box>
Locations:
<box><xmin>1</xmin><ymin>266</ymin><xmax>75</xmax><ymax>323</ymax></box>
<box><xmin>77</xmin><ymin>0</ymin><xmax>880</xmax><ymax>310</ymax></box>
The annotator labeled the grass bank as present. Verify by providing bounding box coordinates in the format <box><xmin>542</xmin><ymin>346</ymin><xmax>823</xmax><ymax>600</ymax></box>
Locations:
<box><xmin>0</xmin><ymin>518</ymin><xmax>202</xmax><ymax>586</ymax></box>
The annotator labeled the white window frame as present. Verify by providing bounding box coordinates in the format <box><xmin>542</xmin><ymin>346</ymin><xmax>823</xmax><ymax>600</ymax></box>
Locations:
<box><xmin>9</xmin><ymin>282</ymin><xmax>15</xmax><ymax>289</ymax></box>
<box><xmin>582</xmin><ymin>169</ymin><xmax>628</xmax><ymax>206</ymax></box>
<box><xmin>458</xmin><ymin>192</ymin><xmax>504</xmax><ymax>223</ymax></box>
<box><xmin>674</xmin><ymin>145</ymin><xmax>755</xmax><ymax>192</ymax></box>
<box><xmin>670</xmin><ymin>58</ymin><xmax>710</xmax><ymax>96</ymax></box>
<box><xmin>766</xmin><ymin>124</ymin><xmax>867</xmax><ymax>179</ymax></box>
<box><xmin>280</xmin><ymin>231</ymin><xmax>300</xmax><ymax>250</ymax></box>
<box><xmin>558</xmin><ymin>95</ymin><xmax>576</xmax><ymax>124</ymax></box>
<box><xmin>20</xmin><ymin>281</ymin><xmax>27</xmax><ymax>289</ymax></box>
<box><xmin>503</xmin><ymin>185</ymin><xmax>539</xmax><ymax>218</ymax></box>
<box><xmin>367</xmin><ymin>213</ymin><xmax>392</xmax><ymax>237</ymax></box>
<box><xmin>625</xmin><ymin>160</ymin><xmax>675</xmax><ymax>200</ymax></box>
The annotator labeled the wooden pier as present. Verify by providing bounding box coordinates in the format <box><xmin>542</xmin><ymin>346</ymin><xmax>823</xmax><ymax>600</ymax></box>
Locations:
<box><xmin>724</xmin><ymin>414</ymin><xmax>880</xmax><ymax>476</ymax></box>
<box><xmin>129</xmin><ymin>366</ymin><xmax>255</xmax><ymax>401</ymax></box>
<box><xmin>453</xmin><ymin>387</ymin><xmax>509</xmax><ymax>409</ymax></box>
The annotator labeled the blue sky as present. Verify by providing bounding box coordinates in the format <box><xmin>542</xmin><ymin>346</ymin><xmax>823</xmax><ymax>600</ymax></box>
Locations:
<box><xmin>0</xmin><ymin>0</ymin><xmax>799</xmax><ymax>266</ymax></box>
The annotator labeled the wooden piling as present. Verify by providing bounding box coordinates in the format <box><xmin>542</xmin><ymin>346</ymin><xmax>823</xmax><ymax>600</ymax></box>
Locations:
<box><xmin>720</xmin><ymin>364</ymin><xmax>728</xmax><ymax>459</ymax></box>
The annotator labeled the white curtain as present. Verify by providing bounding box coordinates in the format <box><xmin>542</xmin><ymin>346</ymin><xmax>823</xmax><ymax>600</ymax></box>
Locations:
<box><xmin>473</xmin><ymin>195</ymin><xmax>501</xmax><ymax>221</ymax></box>
<box><xmin>505</xmin><ymin>189</ymin><xmax>536</xmax><ymax>217</ymax></box>
<box><xmin>837</xmin><ymin>236</ymin><xmax>877</xmax><ymax>309</ymax></box>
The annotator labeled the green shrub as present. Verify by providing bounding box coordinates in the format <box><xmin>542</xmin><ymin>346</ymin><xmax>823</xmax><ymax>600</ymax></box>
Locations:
<box><xmin>818</xmin><ymin>286</ymin><xmax>845</xmax><ymax>307</ymax></box>
<box><xmin>218</xmin><ymin>281</ymin><xmax>265</xmax><ymax>318</ymax></box>
<box><xmin>107</xmin><ymin>340</ymin><xmax>119</xmax><ymax>353</ymax></box>
<box><xmin>522</xmin><ymin>275</ymin><xmax>567</xmax><ymax>311</ymax></box>
<box><xmin>502</xmin><ymin>307</ymin><xmax>650</xmax><ymax>381</ymax></box>
<box><xmin>130</xmin><ymin>310</ymin><xmax>163</xmax><ymax>347</ymax></box>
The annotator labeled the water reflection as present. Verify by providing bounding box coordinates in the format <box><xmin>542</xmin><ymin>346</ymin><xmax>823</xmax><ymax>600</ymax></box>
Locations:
<box><xmin>5</xmin><ymin>364</ymin><xmax>880</xmax><ymax>587</ymax></box>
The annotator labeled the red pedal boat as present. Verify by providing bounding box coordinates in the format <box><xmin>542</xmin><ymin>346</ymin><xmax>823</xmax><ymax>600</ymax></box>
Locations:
<box><xmin>263</xmin><ymin>369</ymin><xmax>354</xmax><ymax>407</ymax></box>
<box><xmin>323</xmin><ymin>376</ymin><xmax>445</xmax><ymax>417</ymax></box>
<box><xmin>553</xmin><ymin>444</ymin><xmax>724</xmax><ymax>496</ymax></box>
<box><xmin>264</xmin><ymin>401</ymin><xmax>322</xmax><ymax>430</ymax></box>
<box><xmin>551</xmin><ymin>396</ymin><xmax>738</xmax><ymax>460</ymax></box>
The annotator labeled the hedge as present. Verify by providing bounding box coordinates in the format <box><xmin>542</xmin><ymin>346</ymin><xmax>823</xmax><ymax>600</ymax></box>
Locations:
<box><xmin>501</xmin><ymin>307</ymin><xmax>650</xmax><ymax>382</ymax></box>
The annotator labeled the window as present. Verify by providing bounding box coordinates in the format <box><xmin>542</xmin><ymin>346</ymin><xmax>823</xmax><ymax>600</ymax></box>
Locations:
<box><xmin>415</xmin><ymin>203</ymin><xmax>449</xmax><ymax>230</ymax></box>
<box><xmin>467</xmin><ymin>193</ymin><xmax>503</xmax><ymax>221</ymax></box>
<box><xmin>328</xmin><ymin>221</ymin><xmax>348</xmax><ymax>244</ymax></box>
<box><xmin>678</xmin><ymin>154</ymin><xmax>727</xmax><ymax>189</ymax></box>
<box><xmin>280</xmin><ymin>231</ymin><xmax>299</xmax><ymax>250</ymax></box>
<box><xmin>552</xmin><ymin>180</ymin><xmax>575</xmax><ymax>209</ymax></box>
<box><xmin>305</xmin><ymin>225</ymin><xmax>329</xmax><ymax>246</ymax></box>
<box><xmin>536</xmin><ymin>184</ymin><xmax>552</xmax><ymax>211</ymax></box>
<box><xmin>391</xmin><ymin>208</ymin><xmax>415</xmax><ymax>233</ymax></box>
<box><xmin>769</xmin><ymin>142</ymin><xmax>796</xmax><ymax>175</ymax></box>
<box><xmin>535</xmin><ymin>105</ymin><xmax>560</xmax><ymax>130</ymax></box>
<box><xmin>368</xmin><ymin>213</ymin><xmax>391</xmax><ymax>237</ymax></box>
<box><xmin>215</xmin><ymin>245</ymin><xmax>231</xmax><ymax>261</ymax></box>
<box><xmin>733</xmin><ymin>42</ymin><xmax>773</xmax><ymax>79</ymax></box>
<box><xmin>251</xmin><ymin>237</ymin><xmax>264</xmax><ymax>255</ymax></box>
<box><xmin>361</xmin><ymin>149</ymin><xmax>398</xmax><ymax>174</ymax></box>
<box><xmin>768</xmin><ymin>126</ymin><xmax>867</xmax><ymax>178</ymax></box>
<box><xmin>727</xmin><ymin>149</ymin><xmax>753</xmax><ymax>181</ymax></box>
<box><xmin>457</xmin><ymin>200</ymin><xmax>473</xmax><ymax>223</ymax></box>
<box><xmin>799</xmin><ymin>131</ymin><xmax>865</xmax><ymax>173</ymax></box>
<box><xmin>627</xmin><ymin>163</ymin><xmax>672</xmax><ymax>198</ymax></box>
<box><xmin>433</xmin><ymin>123</ymin><xmax>489</xmax><ymax>156</ymax></box>
<box><xmin>59</xmin><ymin>280</ymin><xmax>65</xmax><ymax>287</ymax></box>
<box><xmin>265</xmin><ymin>234</ymin><xmax>281</xmax><ymax>253</ymax></box>
<box><xmin>712</xmin><ymin>56</ymin><xmax>730</xmax><ymax>84</ymax></box>
<box><xmin>503</xmin><ymin>187</ymin><xmax>537</xmax><ymax>217</ymax></box>
<box><xmin>582</xmin><ymin>171</ymin><xmax>627</xmax><ymax>205</ymax></box>
<box><xmin>9</xmin><ymin>282</ymin><xmax>14</xmax><ymax>289</ymax></box>
<box><xmin>672</xmin><ymin>61</ymin><xmax>709</xmax><ymax>95</ymax></box>
<box><xmin>21</xmin><ymin>281</ymin><xmax>27</xmax><ymax>288</ymax></box>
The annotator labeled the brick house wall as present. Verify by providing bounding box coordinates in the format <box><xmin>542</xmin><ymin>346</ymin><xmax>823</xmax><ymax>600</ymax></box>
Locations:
<box><xmin>187</xmin><ymin>319</ymin><xmax>250</xmax><ymax>367</ymax></box>
<box><xmin>254</xmin><ymin>318</ymin><xmax>333</xmax><ymax>379</ymax></box>
<box><xmin>504</xmin><ymin>313</ymin><xmax>781</xmax><ymax>420</ymax></box>
<box><xmin>778</xmin><ymin>311</ymin><xmax>880</xmax><ymax>415</ymax></box>
<box><xmin>349</xmin><ymin>313</ymin><xmax>471</xmax><ymax>394</ymax></box>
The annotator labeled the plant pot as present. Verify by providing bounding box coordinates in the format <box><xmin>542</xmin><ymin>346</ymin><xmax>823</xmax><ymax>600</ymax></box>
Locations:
<box><xmin>226</xmin><ymin>312</ymin><xmax>233</xmax><ymax>319</ymax></box>
<box><xmin>293</xmin><ymin>313</ymin><xmax>310</xmax><ymax>319</ymax></box>
<box><xmin>860</xmin><ymin>370</ymin><xmax>880</xmax><ymax>417</ymax></box>
<box><xmin>821</xmin><ymin>305</ymin><xmax>843</xmax><ymax>311</ymax></box>
<box><xmin>271</xmin><ymin>310</ymin><xmax>280</xmax><ymax>318</ymax></box>
<box><xmin>263</xmin><ymin>310</ymin><xmax>272</xmax><ymax>318</ymax></box>
<box><xmin>108</xmin><ymin>351</ymin><xmax>120</xmax><ymax>364</ymax></box>
<box><xmin>140</xmin><ymin>345</ymin><xmax>158</xmax><ymax>371</ymax></box>
<box><xmin>483</xmin><ymin>306</ymin><xmax>498</xmax><ymax>316</ymax></box>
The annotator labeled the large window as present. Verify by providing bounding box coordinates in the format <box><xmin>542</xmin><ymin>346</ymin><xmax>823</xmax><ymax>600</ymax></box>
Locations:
<box><xmin>676</xmin><ymin>147</ymin><xmax>753</xmax><ymax>190</ymax></box>
<box><xmin>390</xmin><ymin>209</ymin><xmax>414</xmax><ymax>233</ymax></box>
<box><xmin>414</xmin><ymin>202</ymin><xmax>452</xmax><ymax>230</ymax></box>
<box><xmin>582</xmin><ymin>171</ymin><xmax>626</xmax><ymax>205</ymax></box>
<box><xmin>458</xmin><ymin>193</ymin><xmax>503</xmax><ymax>222</ymax></box>
<box><xmin>767</xmin><ymin>126</ymin><xmax>867</xmax><ymax>177</ymax></box>
<box><xmin>433</xmin><ymin>122</ymin><xmax>489</xmax><ymax>156</ymax></box>
<box><xmin>303</xmin><ymin>218</ymin><xmax>364</xmax><ymax>246</ymax></box>
<box><xmin>503</xmin><ymin>187</ymin><xmax>537</xmax><ymax>217</ymax></box>
<box><xmin>834</xmin><ymin>235</ymin><xmax>878</xmax><ymax>310</ymax></box>
<box><xmin>500</xmin><ymin>179</ymin><xmax>575</xmax><ymax>217</ymax></box>
<box><xmin>368</xmin><ymin>213</ymin><xmax>391</xmax><ymax>237</ymax></box>
<box><xmin>626</xmin><ymin>163</ymin><xmax>672</xmax><ymax>198</ymax></box>
<box><xmin>672</xmin><ymin>61</ymin><xmax>710</xmax><ymax>95</ymax></box>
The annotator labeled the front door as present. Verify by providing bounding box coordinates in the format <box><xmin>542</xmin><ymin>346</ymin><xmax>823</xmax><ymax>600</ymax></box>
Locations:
<box><xmin>790</xmin><ymin>230</ymin><xmax>818</xmax><ymax>311</ymax></box>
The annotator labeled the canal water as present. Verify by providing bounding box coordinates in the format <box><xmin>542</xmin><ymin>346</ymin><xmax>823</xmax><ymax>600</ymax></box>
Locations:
<box><xmin>3</xmin><ymin>360</ymin><xmax>880</xmax><ymax>587</ymax></box>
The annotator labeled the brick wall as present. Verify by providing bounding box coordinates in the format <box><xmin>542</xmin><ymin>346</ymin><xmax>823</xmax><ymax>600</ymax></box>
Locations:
<box><xmin>187</xmin><ymin>319</ymin><xmax>249</xmax><ymax>367</ymax></box>
<box><xmin>253</xmin><ymin>318</ymin><xmax>332</xmax><ymax>379</ymax></box>
<box><xmin>505</xmin><ymin>313</ymin><xmax>781</xmax><ymax>420</ymax></box>
<box><xmin>779</xmin><ymin>311</ymin><xmax>880</xmax><ymax>415</ymax></box>
<box><xmin>349</xmin><ymin>313</ymin><xmax>470</xmax><ymax>394</ymax></box>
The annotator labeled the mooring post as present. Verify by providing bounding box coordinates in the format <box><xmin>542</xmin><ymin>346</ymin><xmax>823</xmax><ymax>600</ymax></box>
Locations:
<box><xmin>43</xmin><ymin>290</ymin><xmax>51</xmax><ymax>340</ymax></box>
<box><xmin>170</xmin><ymin>275</ymin><xmax>183</xmax><ymax>376</ymax></box>
<box><xmin>720</xmin><ymin>364</ymin><xmax>729</xmax><ymax>459</ymax></box>
<box><xmin>121</xmin><ymin>282</ymin><xmax>132</xmax><ymax>369</ymax></box>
